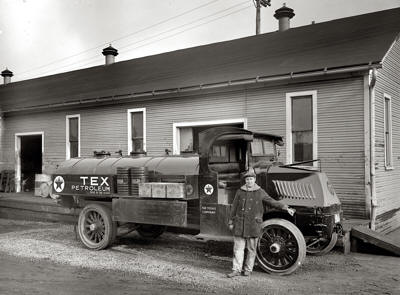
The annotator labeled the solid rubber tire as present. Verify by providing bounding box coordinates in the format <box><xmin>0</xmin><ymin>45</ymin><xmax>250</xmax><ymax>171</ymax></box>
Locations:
<box><xmin>256</xmin><ymin>218</ymin><xmax>306</xmax><ymax>275</ymax></box>
<box><xmin>77</xmin><ymin>203</ymin><xmax>116</xmax><ymax>250</ymax></box>
<box><xmin>306</xmin><ymin>232</ymin><xmax>338</xmax><ymax>256</ymax></box>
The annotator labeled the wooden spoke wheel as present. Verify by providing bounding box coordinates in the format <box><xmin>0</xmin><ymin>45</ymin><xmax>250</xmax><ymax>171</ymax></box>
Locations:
<box><xmin>306</xmin><ymin>232</ymin><xmax>338</xmax><ymax>256</ymax></box>
<box><xmin>256</xmin><ymin>218</ymin><xmax>306</xmax><ymax>275</ymax></box>
<box><xmin>137</xmin><ymin>224</ymin><xmax>166</xmax><ymax>239</ymax></box>
<box><xmin>78</xmin><ymin>204</ymin><xmax>116</xmax><ymax>250</ymax></box>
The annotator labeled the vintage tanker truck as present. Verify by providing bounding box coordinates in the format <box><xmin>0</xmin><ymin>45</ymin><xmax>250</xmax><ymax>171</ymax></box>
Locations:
<box><xmin>53</xmin><ymin>126</ymin><xmax>342</xmax><ymax>275</ymax></box>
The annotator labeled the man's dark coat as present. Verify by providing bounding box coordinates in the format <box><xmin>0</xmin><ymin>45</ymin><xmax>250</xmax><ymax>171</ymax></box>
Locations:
<box><xmin>229</xmin><ymin>184</ymin><xmax>288</xmax><ymax>237</ymax></box>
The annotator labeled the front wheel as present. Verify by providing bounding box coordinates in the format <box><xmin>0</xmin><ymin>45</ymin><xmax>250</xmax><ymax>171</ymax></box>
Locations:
<box><xmin>77</xmin><ymin>203</ymin><xmax>117</xmax><ymax>250</ymax></box>
<box><xmin>256</xmin><ymin>218</ymin><xmax>306</xmax><ymax>275</ymax></box>
<box><xmin>306</xmin><ymin>232</ymin><xmax>338</xmax><ymax>255</ymax></box>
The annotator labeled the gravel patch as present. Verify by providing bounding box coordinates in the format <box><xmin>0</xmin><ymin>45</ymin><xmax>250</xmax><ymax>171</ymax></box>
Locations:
<box><xmin>1</xmin><ymin>218</ymin><xmax>399</xmax><ymax>295</ymax></box>
<box><xmin>0</xmin><ymin>219</ymin><xmax>241</xmax><ymax>293</ymax></box>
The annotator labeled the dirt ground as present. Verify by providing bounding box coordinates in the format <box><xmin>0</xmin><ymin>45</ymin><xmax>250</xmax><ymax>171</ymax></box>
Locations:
<box><xmin>0</xmin><ymin>219</ymin><xmax>399</xmax><ymax>295</ymax></box>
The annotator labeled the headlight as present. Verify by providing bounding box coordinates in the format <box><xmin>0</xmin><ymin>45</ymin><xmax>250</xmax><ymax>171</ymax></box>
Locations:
<box><xmin>334</xmin><ymin>213</ymin><xmax>340</xmax><ymax>223</ymax></box>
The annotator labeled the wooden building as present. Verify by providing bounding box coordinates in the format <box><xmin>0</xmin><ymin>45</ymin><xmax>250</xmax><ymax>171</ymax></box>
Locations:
<box><xmin>0</xmin><ymin>7</ymin><xmax>399</xmax><ymax>233</ymax></box>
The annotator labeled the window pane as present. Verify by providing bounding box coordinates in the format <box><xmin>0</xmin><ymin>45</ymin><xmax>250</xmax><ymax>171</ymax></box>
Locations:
<box><xmin>212</xmin><ymin>145</ymin><xmax>220</xmax><ymax>157</ymax></box>
<box><xmin>251</xmin><ymin>138</ymin><xmax>274</xmax><ymax>156</ymax></box>
<box><xmin>229</xmin><ymin>146</ymin><xmax>237</xmax><ymax>162</ymax></box>
<box><xmin>384</xmin><ymin>98</ymin><xmax>392</xmax><ymax>166</ymax></box>
<box><xmin>209</xmin><ymin>143</ymin><xmax>229</xmax><ymax>162</ymax></box>
<box><xmin>180</xmin><ymin>127</ymin><xmax>194</xmax><ymax>152</ymax></box>
<box><xmin>70</xmin><ymin>142</ymin><xmax>79</xmax><ymax>158</ymax></box>
<box><xmin>385</xmin><ymin>133</ymin><xmax>390</xmax><ymax>166</ymax></box>
<box><xmin>292</xmin><ymin>96</ymin><xmax>312</xmax><ymax>131</ymax></box>
<box><xmin>131</xmin><ymin>112</ymin><xmax>144</xmax><ymax>152</ymax></box>
<box><xmin>251</xmin><ymin>138</ymin><xmax>264</xmax><ymax>155</ymax></box>
<box><xmin>132</xmin><ymin>139</ymin><xmax>143</xmax><ymax>152</ymax></box>
<box><xmin>132</xmin><ymin>112</ymin><xmax>143</xmax><ymax>138</ymax></box>
<box><xmin>220</xmin><ymin>145</ymin><xmax>227</xmax><ymax>157</ymax></box>
<box><xmin>385</xmin><ymin>99</ymin><xmax>390</xmax><ymax>131</ymax></box>
<box><xmin>293</xmin><ymin>131</ymin><xmax>313</xmax><ymax>162</ymax></box>
<box><xmin>263</xmin><ymin>141</ymin><xmax>274</xmax><ymax>155</ymax></box>
<box><xmin>69</xmin><ymin>118</ymin><xmax>78</xmax><ymax>141</ymax></box>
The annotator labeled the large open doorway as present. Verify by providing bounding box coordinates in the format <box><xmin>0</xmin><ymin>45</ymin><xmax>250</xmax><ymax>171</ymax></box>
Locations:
<box><xmin>173</xmin><ymin>118</ymin><xmax>247</xmax><ymax>155</ymax></box>
<box><xmin>15</xmin><ymin>132</ymin><xmax>44</xmax><ymax>193</ymax></box>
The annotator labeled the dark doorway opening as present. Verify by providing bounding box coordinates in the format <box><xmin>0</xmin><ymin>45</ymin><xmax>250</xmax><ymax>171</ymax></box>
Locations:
<box><xmin>20</xmin><ymin>135</ymin><xmax>42</xmax><ymax>192</ymax></box>
<box><xmin>179</xmin><ymin>123</ymin><xmax>244</xmax><ymax>154</ymax></box>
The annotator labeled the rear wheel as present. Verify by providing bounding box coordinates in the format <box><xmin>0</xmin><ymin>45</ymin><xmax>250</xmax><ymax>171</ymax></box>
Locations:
<box><xmin>137</xmin><ymin>224</ymin><xmax>166</xmax><ymax>239</ymax></box>
<box><xmin>256</xmin><ymin>218</ymin><xmax>306</xmax><ymax>275</ymax></box>
<box><xmin>306</xmin><ymin>232</ymin><xmax>338</xmax><ymax>255</ymax></box>
<box><xmin>77</xmin><ymin>203</ymin><xmax>116</xmax><ymax>250</ymax></box>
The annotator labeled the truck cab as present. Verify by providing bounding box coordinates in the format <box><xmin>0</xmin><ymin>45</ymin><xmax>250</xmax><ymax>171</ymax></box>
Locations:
<box><xmin>198</xmin><ymin>127</ymin><xmax>342</xmax><ymax>256</ymax></box>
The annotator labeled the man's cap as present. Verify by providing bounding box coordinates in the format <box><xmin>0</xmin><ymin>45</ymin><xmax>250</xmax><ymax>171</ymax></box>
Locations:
<box><xmin>243</xmin><ymin>167</ymin><xmax>256</xmax><ymax>178</ymax></box>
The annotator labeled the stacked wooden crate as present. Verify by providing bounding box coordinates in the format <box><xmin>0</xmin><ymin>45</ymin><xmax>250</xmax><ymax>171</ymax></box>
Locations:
<box><xmin>138</xmin><ymin>182</ymin><xmax>185</xmax><ymax>199</ymax></box>
<box><xmin>0</xmin><ymin>170</ymin><xmax>15</xmax><ymax>193</ymax></box>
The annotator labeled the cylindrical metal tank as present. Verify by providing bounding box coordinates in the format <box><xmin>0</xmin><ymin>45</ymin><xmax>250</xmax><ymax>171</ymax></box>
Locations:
<box><xmin>55</xmin><ymin>156</ymin><xmax>200</xmax><ymax>176</ymax></box>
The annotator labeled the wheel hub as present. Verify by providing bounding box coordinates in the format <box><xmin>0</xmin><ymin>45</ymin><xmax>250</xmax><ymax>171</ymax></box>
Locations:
<box><xmin>89</xmin><ymin>223</ymin><xmax>98</xmax><ymax>231</ymax></box>
<box><xmin>269</xmin><ymin>242</ymin><xmax>281</xmax><ymax>253</ymax></box>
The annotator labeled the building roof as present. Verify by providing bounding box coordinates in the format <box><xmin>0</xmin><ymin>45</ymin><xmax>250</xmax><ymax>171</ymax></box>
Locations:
<box><xmin>1</xmin><ymin>7</ymin><xmax>399</xmax><ymax>112</ymax></box>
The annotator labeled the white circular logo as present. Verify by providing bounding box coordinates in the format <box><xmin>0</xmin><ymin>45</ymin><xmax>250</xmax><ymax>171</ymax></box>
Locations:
<box><xmin>204</xmin><ymin>184</ymin><xmax>214</xmax><ymax>195</ymax></box>
<box><xmin>53</xmin><ymin>176</ymin><xmax>65</xmax><ymax>193</ymax></box>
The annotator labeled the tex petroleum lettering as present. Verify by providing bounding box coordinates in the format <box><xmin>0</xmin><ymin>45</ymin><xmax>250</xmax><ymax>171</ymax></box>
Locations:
<box><xmin>71</xmin><ymin>176</ymin><xmax>111</xmax><ymax>193</ymax></box>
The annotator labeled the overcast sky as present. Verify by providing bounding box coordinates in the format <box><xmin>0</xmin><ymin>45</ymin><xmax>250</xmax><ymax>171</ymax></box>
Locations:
<box><xmin>1</xmin><ymin>0</ymin><xmax>399</xmax><ymax>82</ymax></box>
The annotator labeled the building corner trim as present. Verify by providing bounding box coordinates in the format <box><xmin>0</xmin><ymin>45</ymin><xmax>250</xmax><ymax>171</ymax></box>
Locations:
<box><xmin>368</xmin><ymin>68</ymin><xmax>378</xmax><ymax>230</ymax></box>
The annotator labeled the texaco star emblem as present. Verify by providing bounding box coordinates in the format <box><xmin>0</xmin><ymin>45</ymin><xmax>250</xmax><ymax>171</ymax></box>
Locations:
<box><xmin>204</xmin><ymin>184</ymin><xmax>214</xmax><ymax>195</ymax></box>
<box><xmin>53</xmin><ymin>176</ymin><xmax>65</xmax><ymax>193</ymax></box>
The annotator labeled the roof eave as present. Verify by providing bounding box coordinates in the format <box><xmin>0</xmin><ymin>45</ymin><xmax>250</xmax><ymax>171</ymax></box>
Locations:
<box><xmin>1</xmin><ymin>62</ymin><xmax>382</xmax><ymax>114</ymax></box>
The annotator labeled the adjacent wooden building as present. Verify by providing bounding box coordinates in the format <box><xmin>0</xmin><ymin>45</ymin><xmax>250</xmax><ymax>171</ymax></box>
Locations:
<box><xmin>0</xmin><ymin>7</ymin><xmax>399</xmax><ymax>233</ymax></box>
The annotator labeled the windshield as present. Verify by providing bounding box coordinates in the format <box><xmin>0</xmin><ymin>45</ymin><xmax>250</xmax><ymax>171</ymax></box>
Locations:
<box><xmin>251</xmin><ymin>138</ymin><xmax>275</xmax><ymax>156</ymax></box>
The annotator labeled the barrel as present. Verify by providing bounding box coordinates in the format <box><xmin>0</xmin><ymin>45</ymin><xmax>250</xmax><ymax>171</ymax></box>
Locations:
<box><xmin>117</xmin><ymin>167</ymin><xmax>131</xmax><ymax>196</ymax></box>
<box><xmin>130</xmin><ymin>167</ymin><xmax>148</xmax><ymax>196</ymax></box>
<box><xmin>34</xmin><ymin>174</ymin><xmax>51</xmax><ymax>198</ymax></box>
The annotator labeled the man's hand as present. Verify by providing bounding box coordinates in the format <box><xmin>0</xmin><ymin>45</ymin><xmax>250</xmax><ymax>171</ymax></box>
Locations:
<box><xmin>287</xmin><ymin>207</ymin><xmax>296</xmax><ymax>216</ymax></box>
<box><xmin>229</xmin><ymin>224</ymin><xmax>234</xmax><ymax>231</ymax></box>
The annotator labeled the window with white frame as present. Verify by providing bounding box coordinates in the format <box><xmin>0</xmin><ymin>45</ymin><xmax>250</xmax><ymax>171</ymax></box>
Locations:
<box><xmin>173</xmin><ymin>118</ymin><xmax>247</xmax><ymax>155</ymax></box>
<box><xmin>66</xmin><ymin>115</ymin><xmax>80</xmax><ymax>159</ymax></box>
<box><xmin>128</xmin><ymin>108</ymin><xmax>146</xmax><ymax>154</ymax></box>
<box><xmin>384</xmin><ymin>94</ymin><xmax>393</xmax><ymax>168</ymax></box>
<box><xmin>286</xmin><ymin>91</ymin><xmax>317</xmax><ymax>165</ymax></box>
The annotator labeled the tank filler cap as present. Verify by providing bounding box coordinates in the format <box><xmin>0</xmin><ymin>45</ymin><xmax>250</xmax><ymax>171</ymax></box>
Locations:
<box><xmin>93</xmin><ymin>150</ymin><xmax>111</xmax><ymax>158</ymax></box>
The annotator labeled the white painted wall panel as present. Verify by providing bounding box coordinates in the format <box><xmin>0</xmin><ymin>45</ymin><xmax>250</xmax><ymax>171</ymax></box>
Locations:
<box><xmin>374</xmin><ymin>40</ymin><xmax>400</xmax><ymax>233</ymax></box>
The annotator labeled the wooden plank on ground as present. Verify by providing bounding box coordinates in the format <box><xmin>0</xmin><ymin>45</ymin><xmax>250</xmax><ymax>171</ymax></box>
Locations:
<box><xmin>351</xmin><ymin>226</ymin><xmax>400</xmax><ymax>256</ymax></box>
<box><xmin>0</xmin><ymin>207</ymin><xmax>78</xmax><ymax>224</ymax></box>
<box><xmin>0</xmin><ymin>199</ymin><xmax>75</xmax><ymax>214</ymax></box>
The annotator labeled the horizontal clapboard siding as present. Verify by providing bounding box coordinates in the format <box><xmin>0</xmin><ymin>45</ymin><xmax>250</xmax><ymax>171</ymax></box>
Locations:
<box><xmin>1</xmin><ymin>111</ymin><xmax>66</xmax><ymax>173</ymax></box>
<box><xmin>374</xmin><ymin>40</ymin><xmax>400</xmax><ymax>233</ymax></box>
<box><xmin>246</xmin><ymin>77</ymin><xmax>366</xmax><ymax>219</ymax></box>
<box><xmin>145</xmin><ymin>91</ymin><xmax>245</xmax><ymax>156</ymax></box>
<box><xmin>1</xmin><ymin>76</ymin><xmax>366</xmax><ymax>219</ymax></box>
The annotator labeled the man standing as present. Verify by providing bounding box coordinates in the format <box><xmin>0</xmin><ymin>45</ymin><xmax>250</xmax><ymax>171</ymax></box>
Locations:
<box><xmin>227</xmin><ymin>168</ymin><xmax>295</xmax><ymax>277</ymax></box>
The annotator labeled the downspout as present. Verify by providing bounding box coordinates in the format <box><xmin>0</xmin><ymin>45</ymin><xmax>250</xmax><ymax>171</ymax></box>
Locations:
<box><xmin>369</xmin><ymin>68</ymin><xmax>377</xmax><ymax>230</ymax></box>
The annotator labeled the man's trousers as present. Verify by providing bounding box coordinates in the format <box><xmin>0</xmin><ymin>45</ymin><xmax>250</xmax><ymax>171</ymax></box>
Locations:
<box><xmin>232</xmin><ymin>236</ymin><xmax>259</xmax><ymax>272</ymax></box>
